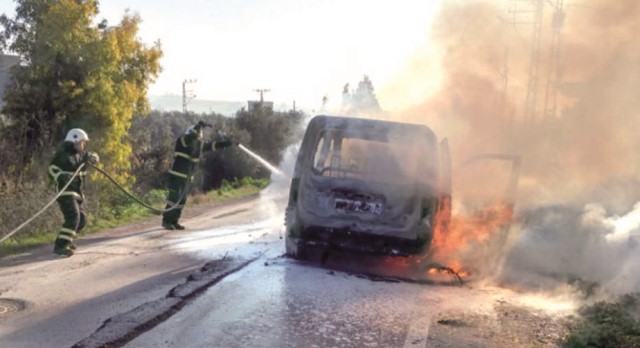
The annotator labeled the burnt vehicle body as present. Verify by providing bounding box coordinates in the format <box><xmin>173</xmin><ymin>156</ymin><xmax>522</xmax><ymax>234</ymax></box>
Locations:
<box><xmin>285</xmin><ymin>115</ymin><xmax>451</xmax><ymax>259</ymax></box>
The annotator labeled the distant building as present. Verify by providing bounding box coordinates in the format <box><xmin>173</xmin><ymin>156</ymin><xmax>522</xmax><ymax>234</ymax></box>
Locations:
<box><xmin>0</xmin><ymin>54</ymin><xmax>20</xmax><ymax>108</ymax></box>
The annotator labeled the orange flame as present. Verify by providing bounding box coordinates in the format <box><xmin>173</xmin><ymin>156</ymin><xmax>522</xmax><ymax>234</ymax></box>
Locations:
<box><xmin>431</xmin><ymin>201</ymin><xmax>514</xmax><ymax>275</ymax></box>
<box><xmin>379</xmin><ymin>201</ymin><xmax>513</xmax><ymax>280</ymax></box>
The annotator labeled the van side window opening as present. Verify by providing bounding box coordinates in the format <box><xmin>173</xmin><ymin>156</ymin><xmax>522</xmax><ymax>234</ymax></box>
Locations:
<box><xmin>313</xmin><ymin>132</ymin><xmax>332</xmax><ymax>173</ymax></box>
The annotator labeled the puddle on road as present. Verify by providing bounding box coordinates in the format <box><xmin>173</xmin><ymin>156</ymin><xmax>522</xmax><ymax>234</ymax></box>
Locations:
<box><xmin>171</xmin><ymin>217</ymin><xmax>283</xmax><ymax>260</ymax></box>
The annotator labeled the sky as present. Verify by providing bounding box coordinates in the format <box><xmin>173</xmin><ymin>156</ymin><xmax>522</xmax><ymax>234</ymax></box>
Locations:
<box><xmin>0</xmin><ymin>0</ymin><xmax>443</xmax><ymax>112</ymax></box>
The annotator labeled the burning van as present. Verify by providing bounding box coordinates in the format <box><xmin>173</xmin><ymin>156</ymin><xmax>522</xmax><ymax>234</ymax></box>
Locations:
<box><xmin>285</xmin><ymin>115</ymin><xmax>452</xmax><ymax>259</ymax></box>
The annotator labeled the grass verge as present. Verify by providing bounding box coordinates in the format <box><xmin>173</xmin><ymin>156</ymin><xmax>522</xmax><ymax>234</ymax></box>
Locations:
<box><xmin>0</xmin><ymin>177</ymin><xmax>269</xmax><ymax>257</ymax></box>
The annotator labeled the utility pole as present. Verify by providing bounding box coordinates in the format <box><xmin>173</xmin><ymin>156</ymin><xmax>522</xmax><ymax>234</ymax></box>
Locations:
<box><xmin>182</xmin><ymin>79</ymin><xmax>197</xmax><ymax>113</ymax></box>
<box><xmin>543</xmin><ymin>0</ymin><xmax>565</xmax><ymax>120</ymax></box>
<box><xmin>253</xmin><ymin>89</ymin><xmax>270</xmax><ymax>103</ymax></box>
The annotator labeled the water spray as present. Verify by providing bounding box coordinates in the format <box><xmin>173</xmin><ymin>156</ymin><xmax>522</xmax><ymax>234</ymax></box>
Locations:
<box><xmin>237</xmin><ymin>144</ymin><xmax>289</xmax><ymax>179</ymax></box>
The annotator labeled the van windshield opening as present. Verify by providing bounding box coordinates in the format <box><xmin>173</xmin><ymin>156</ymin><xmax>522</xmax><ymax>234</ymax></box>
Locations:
<box><xmin>311</xmin><ymin>129</ymin><xmax>436</xmax><ymax>185</ymax></box>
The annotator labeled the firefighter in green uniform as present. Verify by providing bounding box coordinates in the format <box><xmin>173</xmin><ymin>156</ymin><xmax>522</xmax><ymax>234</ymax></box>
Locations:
<box><xmin>162</xmin><ymin>121</ymin><xmax>233</xmax><ymax>230</ymax></box>
<box><xmin>48</xmin><ymin>128</ymin><xmax>100</xmax><ymax>256</ymax></box>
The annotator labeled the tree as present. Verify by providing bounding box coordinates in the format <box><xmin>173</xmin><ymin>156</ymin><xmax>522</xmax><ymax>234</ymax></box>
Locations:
<box><xmin>0</xmin><ymin>0</ymin><xmax>162</xmax><ymax>183</ymax></box>
<box><xmin>235</xmin><ymin>106</ymin><xmax>304</xmax><ymax>176</ymax></box>
<box><xmin>341</xmin><ymin>75</ymin><xmax>382</xmax><ymax>115</ymax></box>
<box><xmin>128</xmin><ymin>110</ymin><xmax>234</xmax><ymax>192</ymax></box>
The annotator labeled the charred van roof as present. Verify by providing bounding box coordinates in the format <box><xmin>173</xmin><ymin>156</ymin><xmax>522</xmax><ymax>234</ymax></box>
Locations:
<box><xmin>308</xmin><ymin>115</ymin><xmax>436</xmax><ymax>141</ymax></box>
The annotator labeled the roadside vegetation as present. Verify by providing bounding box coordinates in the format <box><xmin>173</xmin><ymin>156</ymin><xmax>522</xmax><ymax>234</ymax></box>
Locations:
<box><xmin>0</xmin><ymin>178</ymin><xmax>269</xmax><ymax>257</ymax></box>
<box><xmin>0</xmin><ymin>0</ymin><xmax>302</xmax><ymax>254</ymax></box>
<box><xmin>563</xmin><ymin>293</ymin><xmax>640</xmax><ymax>347</ymax></box>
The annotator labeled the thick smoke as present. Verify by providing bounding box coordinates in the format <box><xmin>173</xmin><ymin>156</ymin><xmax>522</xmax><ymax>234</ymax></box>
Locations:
<box><xmin>502</xmin><ymin>202</ymin><xmax>640</xmax><ymax>295</ymax></box>
<box><xmin>384</xmin><ymin>0</ymin><xmax>640</xmax><ymax>294</ymax></box>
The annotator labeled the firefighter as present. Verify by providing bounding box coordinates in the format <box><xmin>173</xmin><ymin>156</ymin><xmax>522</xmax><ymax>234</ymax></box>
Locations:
<box><xmin>48</xmin><ymin>128</ymin><xmax>100</xmax><ymax>257</ymax></box>
<box><xmin>162</xmin><ymin>121</ymin><xmax>233</xmax><ymax>230</ymax></box>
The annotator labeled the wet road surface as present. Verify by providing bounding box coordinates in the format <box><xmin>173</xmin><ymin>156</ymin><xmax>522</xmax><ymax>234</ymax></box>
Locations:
<box><xmin>0</xmin><ymin>186</ymin><xmax>576</xmax><ymax>347</ymax></box>
<box><xmin>126</xmin><ymin>232</ymin><xmax>571</xmax><ymax>348</ymax></box>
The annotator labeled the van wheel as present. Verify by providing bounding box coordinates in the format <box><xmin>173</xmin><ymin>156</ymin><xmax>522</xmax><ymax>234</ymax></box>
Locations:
<box><xmin>285</xmin><ymin>235</ymin><xmax>308</xmax><ymax>260</ymax></box>
<box><xmin>285</xmin><ymin>235</ymin><xmax>297</xmax><ymax>257</ymax></box>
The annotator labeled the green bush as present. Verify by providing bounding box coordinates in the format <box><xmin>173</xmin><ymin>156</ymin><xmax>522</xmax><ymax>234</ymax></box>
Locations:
<box><xmin>564</xmin><ymin>293</ymin><xmax>640</xmax><ymax>347</ymax></box>
<box><xmin>219</xmin><ymin>179</ymin><xmax>232</xmax><ymax>192</ymax></box>
<box><xmin>1</xmin><ymin>170</ymin><xmax>267</xmax><ymax>256</ymax></box>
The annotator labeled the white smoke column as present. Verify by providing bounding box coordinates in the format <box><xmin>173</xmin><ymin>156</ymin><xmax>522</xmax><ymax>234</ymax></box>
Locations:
<box><xmin>604</xmin><ymin>202</ymin><xmax>640</xmax><ymax>243</ymax></box>
<box><xmin>500</xmin><ymin>202</ymin><xmax>640</xmax><ymax>295</ymax></box>
<box><xmin>601</xmin><ymin>203</ymin><xmax>640</xmax><ymax>294</ymax></box>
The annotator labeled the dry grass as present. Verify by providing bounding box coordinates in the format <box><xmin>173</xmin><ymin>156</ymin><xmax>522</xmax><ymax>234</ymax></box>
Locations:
<box><xmin>0</xmin><ymin>182</ymin><xmax>63</xmax><ymax>245</ymax></box>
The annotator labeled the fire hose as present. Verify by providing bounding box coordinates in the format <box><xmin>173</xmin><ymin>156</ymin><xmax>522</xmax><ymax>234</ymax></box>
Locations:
<box><xmin>0</xmin><ymin>164</ymin><xmax>87</xmax><ymax>244</ymax></box>
<box><xmin>0</xmin><ymin>163</ymin><xmax>193</xmax><ymax>245</ymax></box>
<box><xmin>1</xmin><ymin>142</ymin><xmax>284</xmax><ymax>245</ymax></box>
<box><xmin>90</xmin><ymin>164</ymin><xmax>192</xmax><ymax>214</ymax></box>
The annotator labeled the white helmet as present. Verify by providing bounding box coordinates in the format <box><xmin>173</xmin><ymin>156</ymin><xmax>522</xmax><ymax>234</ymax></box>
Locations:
<box><xmin>185</xmin><ymin>125</ymin><xmax>203</xmax><ymax>138</ymax></box>
<box><xmin>65</xmin><ymin>128</ymin><xmax>90</xmax><ymax>143</ymax></box>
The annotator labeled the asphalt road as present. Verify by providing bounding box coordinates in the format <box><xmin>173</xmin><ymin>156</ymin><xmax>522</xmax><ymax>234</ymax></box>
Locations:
<box><xmin>0</xmin><ymin>192</ymin><xmax>272</xmax><ymax>348</ymax></box>
<box><xmin>0</xmin><ymin>187</ymin><xmax>577</xmax><ymax>348</ymax></box>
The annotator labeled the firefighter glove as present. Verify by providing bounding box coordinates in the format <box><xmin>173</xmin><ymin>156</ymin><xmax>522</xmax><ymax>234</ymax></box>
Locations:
<box><xmin>87</xmin><ymin>152</ymin><xmax>100</xmax><ymax>165</ymax></box>
<box><xmin>195</xmin><ymin>121</ymin><xmax>213</xmax><ymax>131</ymax></box>
<box><xmin>215</xmin><ymin>135</ymin><xmax>233</xmax><ymax>149</ymax></box>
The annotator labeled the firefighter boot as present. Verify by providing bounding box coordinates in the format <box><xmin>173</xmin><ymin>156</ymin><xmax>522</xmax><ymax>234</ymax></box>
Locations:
<box><xmin>53</xmin><ymin>239</ymin><xmax>74</xmax><ymax>257</ymax></box>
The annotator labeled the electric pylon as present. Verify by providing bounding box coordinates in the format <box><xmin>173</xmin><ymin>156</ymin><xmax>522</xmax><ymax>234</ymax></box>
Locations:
<box><xmin>543</xmin><ymin>0</ymin><xmax>565</xmax><ymax>120</ymax></box>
